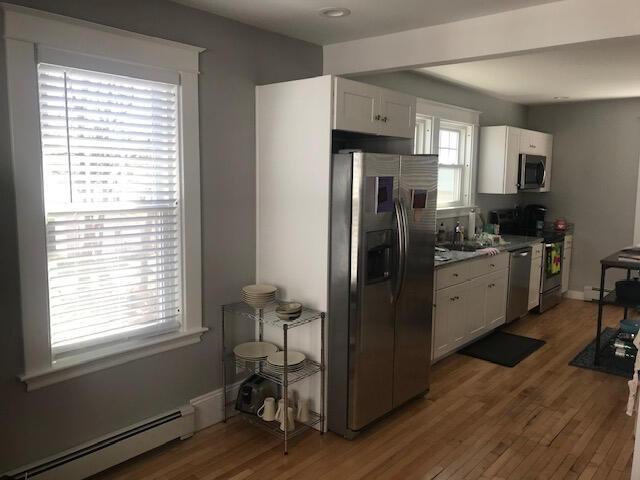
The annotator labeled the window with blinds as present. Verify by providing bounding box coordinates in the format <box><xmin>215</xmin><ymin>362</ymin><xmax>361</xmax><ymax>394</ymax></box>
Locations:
<box><xmin>37</xmin><ymin>63</ymin><xmax>183</xmax><ymax>357</ymax></box>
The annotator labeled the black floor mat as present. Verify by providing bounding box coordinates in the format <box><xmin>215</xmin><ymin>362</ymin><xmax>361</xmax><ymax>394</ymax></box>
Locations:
<box><xmin>569</xmin><ymin>327</ymin><xmax>634</xmax><ymax>379</ymax></box>
<box><xmin>458</xmin><ymin>330</ymin><xmax>546</xmax><ymax>367</ymax></box>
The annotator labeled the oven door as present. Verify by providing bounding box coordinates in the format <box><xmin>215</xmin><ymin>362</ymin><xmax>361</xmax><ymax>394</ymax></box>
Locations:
<box><xmin>542</xmin><ymin>241</ymin><xmax>563</xmax><ymax>292</ymax></box>
<box><xmin>519</xmin><ymin>154</ymin><xmax>546</xmax><ymax>190</ymax></box>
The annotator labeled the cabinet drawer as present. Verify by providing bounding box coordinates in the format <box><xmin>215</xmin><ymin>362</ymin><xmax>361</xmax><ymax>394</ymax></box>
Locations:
<box><xmin>468</xmin><ymin>252</ymin><xmax>509</xmax><ymax>278</ymax></box>
<box><xmin>436</xmin><ymin>262</ymin><xmax>469</xmax><ymax>290</ymax></box>
<box><xmin>532</xmin><ymin>242</ymin><xmax>543</xmax><ymax>259</ymax></box>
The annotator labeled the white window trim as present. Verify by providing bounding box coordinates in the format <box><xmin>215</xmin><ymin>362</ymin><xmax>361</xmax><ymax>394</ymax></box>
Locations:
<box><xmin>4</xmin><ymin>4</ymin><xmax>207</xmax><ymax>390</ymax></box>
<box><xmin>416</xmin><ymin>98</ymin><xmax>480</xmax><ymax>214</ymax></box>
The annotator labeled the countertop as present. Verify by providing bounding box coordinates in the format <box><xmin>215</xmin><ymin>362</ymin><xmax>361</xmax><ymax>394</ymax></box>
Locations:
<box><xmin>434</xmin><ymin>235</ymin><xmax>544</xmax><ymax>269</ymax></box>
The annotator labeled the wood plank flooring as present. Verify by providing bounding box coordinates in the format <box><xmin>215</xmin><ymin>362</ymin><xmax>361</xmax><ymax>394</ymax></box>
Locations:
<box><xmin>94</xmin><ymin>300</ymin><xmax>635</xmax><ymax>480</ymax></box>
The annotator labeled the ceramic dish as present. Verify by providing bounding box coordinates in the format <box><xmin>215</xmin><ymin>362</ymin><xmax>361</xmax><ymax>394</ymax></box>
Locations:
<box><xmin>233</xmin><ymin>341</ymin><xmax>278</xmax><ymax>360</ymax></box>
<box><xmin>266</xmin><ymin>350</ymin><xmax>306</xmax><ymax>368</ymax></box>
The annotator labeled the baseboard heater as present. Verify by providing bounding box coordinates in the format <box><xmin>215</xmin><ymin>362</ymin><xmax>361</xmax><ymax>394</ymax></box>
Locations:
<box><xmin>5</xmin><ymin>405</ymin><xmax>194</xmax><ymax>480</ymax></box>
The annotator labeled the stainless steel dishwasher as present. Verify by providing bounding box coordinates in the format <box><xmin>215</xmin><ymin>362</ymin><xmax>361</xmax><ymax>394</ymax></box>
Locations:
<box><xmin>507</xmin><ymin>247</ymin><xmax>532</xmax><ymax>323</ymax></box>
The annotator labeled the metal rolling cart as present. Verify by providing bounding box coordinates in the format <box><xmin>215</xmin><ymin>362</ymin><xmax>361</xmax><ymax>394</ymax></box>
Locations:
<box><xmin>221</xmin><ymin>301</ymin><xmax>325</xmax><ymax>454</ymax></box>
<box><xmin>595</xmin><ymin>252</ymin><xmax>640</xmax><ymax>365</ymax></box>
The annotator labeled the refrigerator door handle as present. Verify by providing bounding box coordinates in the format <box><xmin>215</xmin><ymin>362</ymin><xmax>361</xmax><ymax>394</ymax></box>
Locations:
<box><xmin>393</xmin><ymin>198</ymin><xmax>408</xmax><ymax>303</ymax></box>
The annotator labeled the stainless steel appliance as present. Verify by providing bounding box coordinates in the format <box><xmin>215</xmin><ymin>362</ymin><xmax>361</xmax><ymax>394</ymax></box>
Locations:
<box><xmin>507</xmin><ymin>247</ymin><xmax>532</xmax><ymax>322</ymax></box>
<box><xmin>518</xmin><ymin>154</ymin><xmax>547</xmax><ymax>190</ymax></box>
<box><xmin>328</xmin><ymin>152</ymin><xmax>438</xmax><ymax>438</ymax></box>
<box><xmin>539</xmin><ymin>233</ymin><xmax>564</xmax><ymax>312</ymax></box>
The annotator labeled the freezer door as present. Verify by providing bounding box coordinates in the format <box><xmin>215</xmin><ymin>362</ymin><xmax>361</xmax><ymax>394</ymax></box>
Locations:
<box><xmin>347</xmin><ymin>153</ymin><xmax>401</xmax><ymax>431</ymax></box>
<box><xmin>393</xmin><ymin>154</ymin><xmax>438</xmax><ymax>407</ymax></box>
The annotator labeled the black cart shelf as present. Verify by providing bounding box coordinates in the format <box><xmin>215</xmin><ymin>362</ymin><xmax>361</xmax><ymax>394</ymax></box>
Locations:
<box><xmin>595</xmin><ymin>252</ymin><xmax>640</xmax><ymax>365</ymax></box>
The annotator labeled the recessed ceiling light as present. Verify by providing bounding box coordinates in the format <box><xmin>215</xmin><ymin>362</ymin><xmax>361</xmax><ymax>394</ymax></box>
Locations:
<box><xmin>553</xmin><ymin>96</ymin><xmax>570</xmax><ymax>100</ymax></box>
<box><xmin>319</xmin><ymin>7</ymin><xmax>351</xmax><ymax>18</ymax></box>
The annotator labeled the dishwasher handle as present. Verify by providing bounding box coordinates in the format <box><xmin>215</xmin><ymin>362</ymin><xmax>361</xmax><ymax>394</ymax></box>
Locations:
<box><xmin>513</xmin><ymin>251</ymin><xmax>529</xmax><ymax>257</ymax></box>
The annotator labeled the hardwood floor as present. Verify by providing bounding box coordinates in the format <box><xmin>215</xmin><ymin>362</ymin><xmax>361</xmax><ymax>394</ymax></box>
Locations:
<box><xmin>94</xmin><ymin>299</ymin><xmax>635</xmax><ymax>480</ymax></box>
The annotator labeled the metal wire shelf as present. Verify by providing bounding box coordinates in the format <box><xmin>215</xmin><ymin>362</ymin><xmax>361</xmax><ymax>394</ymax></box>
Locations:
<box><xmin>236</xmin><ymin>410</ymin><xmax>322</xmax><ymax>440</ymax></box>
<box><xmin>222</xmin><ymin>301</ymin><xmax>323</xmax><ymax>329</ymax></box>
<box><xmin>233</xmin><ymin>356</ymin><xmax>322</xmax><ymax>386</ymax></box>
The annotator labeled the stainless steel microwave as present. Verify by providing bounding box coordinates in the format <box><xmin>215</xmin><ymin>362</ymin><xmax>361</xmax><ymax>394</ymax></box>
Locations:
<box><xmin>518</xmin><ymin>154</ymin><xmax>546</xmax><ymax>190</ymax></box>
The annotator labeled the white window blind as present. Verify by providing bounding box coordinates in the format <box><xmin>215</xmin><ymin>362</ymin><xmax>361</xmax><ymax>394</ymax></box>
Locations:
<box><xmin>37</xmin><ymin>63</ymin><xmax>183</xmax><ymax>357</ymax></box>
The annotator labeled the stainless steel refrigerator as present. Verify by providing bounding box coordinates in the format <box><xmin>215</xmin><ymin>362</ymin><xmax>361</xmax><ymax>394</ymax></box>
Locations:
<box><xmin>328</xmin><ymin>152</ymin><xmax>438</xmax><ymax>438</ymax></box>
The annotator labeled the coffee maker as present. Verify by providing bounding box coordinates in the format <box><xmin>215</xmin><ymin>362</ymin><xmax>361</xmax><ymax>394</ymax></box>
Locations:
<box><xmin>520</xmin><ymin>204</ymin><xmax>547</xmax><ymax>235</ymax></box>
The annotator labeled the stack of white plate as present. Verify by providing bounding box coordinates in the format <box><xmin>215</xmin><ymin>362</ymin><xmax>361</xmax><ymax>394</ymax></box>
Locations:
<box><xmin>275</xmin><ymin>302</ymin><xmax>303</xmax><ymax>321</ymax></box>
<box><xmin>242</xmin><ymin>284</ymin><xmax>277</xmax><ymax>309</ymax></box>
<box><xmin>265</xmin><ymin>351</ymin><xmax>306</xmax><ymax>373</ymax></box>
<box><xmin>233</xmin><ymin>341</ymin><xmax>278</xmax><ymax>361</ymax></box>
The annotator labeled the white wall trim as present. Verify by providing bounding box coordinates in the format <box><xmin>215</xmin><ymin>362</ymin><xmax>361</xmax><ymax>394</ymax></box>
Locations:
<box><xmin>564</xmin><ymin>290</ymin><xmax>586</xmax><ymax>301</ymax></box>
<box><xmin>22</xmin><ymin>329</ymin><xmax>207</xmax><ymax>391</ymax></box>
<box><xmin>323</xmin><ymin>0</ymin><xmax>640</xmax><ymax>75</ymax></box>
<box><xmin>190</xmin><ymin>382</ymin><xmax>242</xmax><ymax>431</ymax></box>
<box><xmin>1</xmin><ymin>3</ymin><xmax>204</xmax><ymax>73</ymax></box>
<box><xmin>417</xmin><ymin>98</ymin><xmax>481</xmax><ymax>125</ymax></box>
<box><xmin>5</xmin><ymin>6</ymin><xmax>205</xmax><ymax>388</ymax></box>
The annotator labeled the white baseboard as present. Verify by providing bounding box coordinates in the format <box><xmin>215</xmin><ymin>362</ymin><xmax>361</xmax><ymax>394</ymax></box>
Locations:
<box><xmin>190</xmin><ymin>381</ymin><xmax>242</xmax><ymax>431</ymax></box>
<box><xmin>564</xmin><ymin>290</ymin><xmax>586</xmax><ymax>301</ymax></box>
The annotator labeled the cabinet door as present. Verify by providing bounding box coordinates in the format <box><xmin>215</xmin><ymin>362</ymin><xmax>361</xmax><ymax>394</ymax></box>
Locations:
<box><xmin>528</xmin><ymin>254</ymin><xmax>542</xmax><ymax>310</ymax></box>
<box><xmin>378</xmin><ymin>88</ymin><xmax>416</xmax><ymax>139</ymax></box>
<box><xmin>540</xmin><ymin>133</ymin><xmax>553</xmax><ymax>192</ymax></box>
<box><xmin>434</xmin><ymin>284</ymin><xmax>467</xmax><ymax>359</ymax></box>
<box><xmin>466</xmin><ymin>277</ymin><xmax>487</xmax><ymax>337</ymax></box>
<box><xmin>485</xmin><ymin>270</ymin><xmax>508</xmax><ymax>329</ymax></box>
<box><xmin>504</xmin><ymin>126</ymin><xmax>521</xmax><ymax>194</ymax></box>
<box><xmin>520</xmin><ymin>129</ymin><xmax>544</xmax><ymax>155</ymax></box>
<box><xmin>333</xmin><ymin>77</ymin><xmax>380</xmax><ymax>135</ymax></box>
<box><xmin>562</xmin><ymin>247</ymin><xmax>572</xmax><ymax>293</ymax></box>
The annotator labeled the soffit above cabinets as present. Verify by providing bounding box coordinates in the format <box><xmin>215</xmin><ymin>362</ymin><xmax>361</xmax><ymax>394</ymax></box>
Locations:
<box><xmin>417</xmin><ymin>36</ymin><xmax>640</xmax><ymax>105</ymax></box>
<box><xmin>171</xmin><ymin>0</ymin><xmax>558</xmax><ymax>45</ymax></box>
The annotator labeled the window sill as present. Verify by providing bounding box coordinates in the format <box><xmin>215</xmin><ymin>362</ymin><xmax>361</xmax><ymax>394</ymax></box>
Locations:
<box><xmin>437</xmin><ymin>205</ymin><xmax>477</xmax><ymax>219</ymax></box>
<box><xmin>20</xmin><ymin>327</ymin><xmax>208</xmax><ymax>391</ymax></box>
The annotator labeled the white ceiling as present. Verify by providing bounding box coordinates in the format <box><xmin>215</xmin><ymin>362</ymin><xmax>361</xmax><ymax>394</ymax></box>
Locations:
<box><xmin>417</xmin><ymin>36</ymin><xmax>640</xmax><ymax>104</ymax></box>
<box><xmin>172</xmin><ymin>0</ymin><xmax>558</xmax><ymax>45</ymax></box>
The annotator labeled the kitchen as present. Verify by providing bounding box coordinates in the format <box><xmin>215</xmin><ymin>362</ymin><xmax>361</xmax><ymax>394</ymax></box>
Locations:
<box><xmin>2</xmin><ymin>1</ymin><xmax>640</xmax><ymax>480</ymax></box>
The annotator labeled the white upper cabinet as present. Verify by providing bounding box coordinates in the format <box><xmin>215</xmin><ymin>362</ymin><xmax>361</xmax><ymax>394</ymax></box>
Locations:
<box><xmin>333</xmin><ymin>77</ymin><xmax>415</xmax><ymax>139</ymax></box>
<box><xmin>333</xmin><ymin>77</ymin><xmax>380</xmax><ymax>135</ymax></box>
<box><xmin>478</xmin><ymin>126</ymin><xmax>553</xmax><ymax>194</ymax></box>
<box><xmin>378</xmin><ymin>88</ymin><xmax>416</xmax><ymax>138</ymax></box>
<box><xmin>478</xmin><ymin>126</ymin><xmax>520</xmax><ymax>194</ymax></box>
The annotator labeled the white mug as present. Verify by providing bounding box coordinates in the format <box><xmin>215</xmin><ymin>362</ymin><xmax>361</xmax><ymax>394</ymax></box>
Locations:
<box><xmin>257</xmin><ymin>397</ymin><xmax>276</xmax><ymax>422</ymax></box>
<box><xmin>279</xmin><ymin>406</ymin><xmax>295</xmax><ymax>432</ymax></box>
<box><xmin>275</xmin><ymin>398</ymin><xmax>286</xmax><ymax>423</ymax></box>
<box><xmin>296</xmin><ymin>398</ymin><xmax>310</xmax><ymax>423</ymax></box>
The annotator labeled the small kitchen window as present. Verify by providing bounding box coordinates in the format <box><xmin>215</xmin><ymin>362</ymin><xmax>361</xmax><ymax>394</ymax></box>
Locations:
<box><xmin>414</xmin><ymin>99</ymin><xmax>479</xmax><ymax>213</ymax></box>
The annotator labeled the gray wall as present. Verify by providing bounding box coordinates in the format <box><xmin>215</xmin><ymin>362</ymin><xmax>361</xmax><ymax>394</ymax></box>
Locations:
<box><xmin>355</xmin><ymin>71</ymin><xmax>529</xmax><ymax>221</ymax></box>
<box><xmin>528</xmin><ymin>99</ymin><xmax>640</xmax><ymax>291</ymax></box>
<box><xmin>0</xmin><ymin>0</ymin><xmax>322</xmax><ymax>471</ymax></box>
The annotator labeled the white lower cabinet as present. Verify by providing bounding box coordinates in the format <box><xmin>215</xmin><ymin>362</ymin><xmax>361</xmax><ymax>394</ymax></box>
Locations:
<box><xmin>433</xmin><ymin>255</ymin><xmax>509</xmax><ymax>362</ymax></box>
<box><xmin>561</xmin><ymin>235</ymin><xmax>573</xmax><ymax>294</ymax></box>
<box><xmin>485</xmin><ymin>270</ymin><xmax>508</xmax><ymax>329</ymax></box>
<box><xmin>528</xmin><ymin>243</ymin><xmax>543</xmax><ymax>310</ymax></box>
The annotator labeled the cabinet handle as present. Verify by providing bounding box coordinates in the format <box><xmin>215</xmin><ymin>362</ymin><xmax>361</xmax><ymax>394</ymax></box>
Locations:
<box><xmin>530</xmin><ymin>144</ymin><xmax>536</xmax><ymax>148</ymax></box>
<box><xmin>488</xmin><ymin>283</ymin><xmax>495</xmax><ymax>288</ymax></box>
<box><xmin>374</xmin><ymin>114</ymin><xmax>381</xmax><ymax>121</ymax></box>
<box><xmin>382</xmin><ymin>116</ymin><xmax>388</xmax><ymax>122</ymax></box>
<box><xmin>453</xmin><ymin>273</ymin><xmax>459</xmax><ymax>277</ymax></box>
<box><xmin>490</xmin><ymin>264</ymin><xmax>495</xmax><ymax>268</ymax></box>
